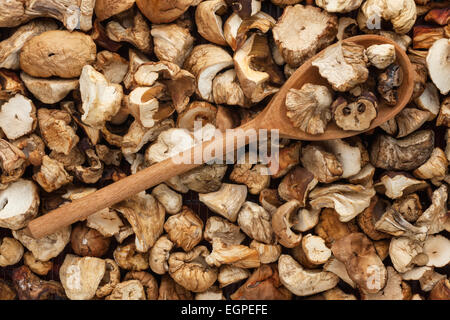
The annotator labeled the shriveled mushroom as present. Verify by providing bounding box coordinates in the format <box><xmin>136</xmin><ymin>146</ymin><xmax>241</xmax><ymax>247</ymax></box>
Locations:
<box><xmin>332</xmin><ymin>233</ymin><xmax>387</xmax><ymax>293</ymax></box>
<box><xmin>278</xmin><ymin>254</ymin><xmax>339</xmax><ymax>297</ymax></box>
<box><xmin>357</xmin><ymin>0</ymin><xmax>417</xmax><ymax>34</ymax></box>
<box><xmin>204</xmin><ymin>216</ymin><xmax>246</xmax><ymax>245</ymax></box>
<box><xmin>136</xmin><ymin>0</ymin><xmax>201</xmax><ymax>24</ymax></box>
<box><xmin>272</xmin><ymin>200</ymin><xmax>303</xmax><ymax>248</ymax></box>
<box><xmin>151</xmin><ymin>184</ymin><xmax>182</xmax><ymax>215</ymax></box>
<box><xmin>20</xmin><ymin>73</ymin><xmax>78</xmax><ymax>105</ymax></box>
<box><xmin>0</xmin><ymin>69</ymin><xmax>25</xmax><ymax>101</ymax></box>
<box><xmin>169</xmin><ymin>246</ymin><xmax>217</xmax><ymax>292</ymax></box>
<box><xmin>309</xmin><ymin>184</ymin><xmax>375</xmax><ymax>222</ymax></box>
<box><xmin>13</xmin><ymin>226</ymin><xmax>71</xmax><ymax>262</ymax></box>
<box><xmin>419</xmin><ymin>269</ymin><xmax>446</xmax><ymax>292</ymax></box>
<box><xmin>164</xmin><ymin>206</ymin><xmax>203</xmax><ymax>252</ymax></box>
<box><xmin>393</xmin><ymin>108</ymin><xmax>430</xmax><ymax>138</ymax></box>
<box><xmin>333</xmin><ymin>92</ymin><xmax>378</xmax><ymax>131</ymax></box>
<box><xmin>301</xmin><ymin>234</ymin><xmax>332</xmax><ymax>265</ymax></box>
<box><xmin>312</xmin><ymin>41</ymin><xmax>368</xmax><ymax>92</ymax></box>
<box><xmin>336</xmin><ymin>17</ymin><xmax>358</xmax><ymax>41</ymax></box>
<box><xmin>249</xmin><ymin>241</ymin><xmax>281</xmax><ymax>264</ymax></box>
<box><xmin>230</xmin><ymin>153</ymin><xmax>270</xmax><ymax>195</ymax></box>
<box><xmin>377</xmin><ymin>64</ymin><xmax>404</xmax><ymax>106</ymax></box>
<box><xmin>315</xmin><ymin>208</ymin><xmax>359</xmax><ymax>247</ymax></box>
<box><xmin>0</xmin><ymin>20</ymin><xmax>58</xmax><ymax>70</ymax></box>
<box><xmin>273</xmin><ymin>4</ymin><xmax>338</xmax><ymax>68</ymax></box>
<box><xmin>374</xmin><ymin>172</ymin><xmax>428</xmax><ymax>199</ymax></box>
<box><xmin>124</xmin><ymin>271</ymin><xmax>159</xmax><ymax>300</ymax></box>
<box><xmin>151</xmin><ymin>24</ymin><xmax>194</xmax><ymax>67</ymax></box>
<box><xmin>79</xmin><ymin>65</ymin><xmax>123</xmax><ymax>129</ymax></box>
<box><xmin>114</xmin><ymin>193</ymin><xmax>165</xmax><ymax>252</ymax></box>
<box><xmin>0</xmin><ymin>237</ymin><xmax>23</xmax><ymax>267</ymax></box>
<box><xmin>357</xmin><ymin>196</ymin><xmax>391</xmax><ymax>240</ymax></box>
<box><xmin>422</xmin><ymin>235</ymin><xmax>450</xmax><ymax>268</ymax></box>
<box><xmin>268</xmin><ymin>141</ymin><xmax>301</xmax><ymax>179</ymax></box>
<box><xmin>149</xmin><ymin>235</ymin><xmax>173</xmax><ymax>275</ymax></box>
<box><xmin>321</xmin><ymin>287</ymin><xmax>357</xmax><ymax>300</ymax></box>
<box><xmin>106</xmin><ymin>9</ymin><xmax>152</xmax><ymax>54</ymax></box>
<box><xmin>93</xmin><ymin>51</ymin><xmax>129</xmax><ymax>84</ymax></box>
<box><xmin>0</xmin><ymin>179</ymin><xmax>39</xmax><ymax>230</ymax></box>
<box><xmin>206</xmin><ymin>239</ymin><xmax>260</xmax><ymax>268</ymax></box>
<box><xmin>415</xmin><ymin>184</ymin><xmax>448</xmax><ymax>235</ymax></box>
<box><xmin>158</xmin><ymin>274</ymin><xmax>193</xmax><ymax>300</ymax></box>
<box><xmin>389</xmin><ymin>237</ymin><xmax>426</xmax><ymax>273</ymax></box>
<box><xmin>0</xmin><ymin>94</ymin><xmax>36</xmax><ymax>140</ymax></box>
<box><xmin>23</xmin><ymin>251</ymin><xmax>53</xmax><ymax>276</ymax></box>
<box><xmin>429</xmin><ymin>278</ymin><xmax>450</xmax><ymax>300</ymax></box>
<box><xmin>285</xmin><ymin>83</ymin><xmax>333</xmax><ymax>135</ymax></box>
<box><xmin>413</xmin><ymin>148</ymin><xmax>448</xmax><ymax>184</ymax></box>
<box><xmin>184</xmin><ymin>44</ymin><xmax>233</xmax><ymax>102</ymax></box>
<box><xmin>218</xmin><ymin>265</ymin><xmax>250</xmax><ymax>288</ymax></box>
<box><xmin>415</xmin><ymin>82</ymin><xmax>441</xmax><ymax>120</ymax></box>
<box><xmin>195</xmin><ymin>0</ymin><xmax>227</xmax><ymax>45</ymax></box>
<box><xmin>199</xmin><ymin>183</ymin><xmax>247</xmax><ymax>222</ymax></box>
<box><xmin>370</xmin><ymin>130</ymin><xmax>434</xmax><ymax>171</ymax></box>
<box><xmin>95</xmin><ymin>0</ymin><xmax>136</xmax><ymax>21</ymax></box>
<box><xmin>365</xmin><ymin>44</ymin><xmax>396</xmax><ymax>69</ymax></box>
<box><xmin>426</xmin><ymin>38</ymin><xmax>449</xmax><ymax>95</ymax></box>
<box><xmin>146</xmin><ymin>128</ymin><xmax>194</xmax><ymax>164</ymax></box>
<box><xmin>436</xmin><ymin>96</ymin><xmax>450</xmax><ymax>127</ymax></box>
<box><xmin>233</xmin><ymin>33</ymin><xmax>283</xmax><ymax>103</ymax></box>
<box><xmin>59</xmin><ymin>254</ymin><xmax>106</xmax><ymax>300</ymax></box>
<box><xmin>300</xmin><ymin>144</ymin><xmax>343</xmax><ymax>183</ymax></box>
<box><xmin>237</xmin><ymin>201</ymin><xmax>274</xmax><ymax>244</ymax></box>
<box><xmin>20</xmin><ymin>30</ymin><xmax>96</xmax><ymax>78</ymax></box>
<box><xmin>212</xmin><ymin>69</ymin><xmax>247</xmax><ymax>106</ymax></box>
<box><xmin>179</xmin><ymin>164</ymin><xmax>228</xmax><ymax>193</ymax></box>
<box><xmin>323</xmin><ymin>257</ymin><xmax>355</xmax><ymax>288</ymax></box>
<box><xmin>113</xmin><ymin>242</ymin><xmax>149</xmax><ymax>271</ymax></box>
<box><xmin>70</xmin><ymin>223</ymin><xmax>111</xmax><ymax>258</ymax></box>
<box><xmin>106</xmin><ymin>280</ymin><xmax>146</xmax><ymax>300</ymax></box>
<box><xmin>33</xmin><ymin>156</ymin><xmax>72</xmax><ymax>192</ymax></box>
<box><xmin>278</xmin><ymin>167</ymin><xmax>318</xmax><ymax>206</ymax></box>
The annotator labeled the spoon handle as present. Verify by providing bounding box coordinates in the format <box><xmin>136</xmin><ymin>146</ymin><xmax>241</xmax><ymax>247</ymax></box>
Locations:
<box><xmin>24</xmin><ymin>122</ymin><xmax>258</xmax><ymax>239</ymax></box>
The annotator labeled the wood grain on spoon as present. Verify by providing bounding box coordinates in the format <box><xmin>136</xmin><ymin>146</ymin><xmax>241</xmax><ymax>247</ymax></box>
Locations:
<box><xmin>24</xmin><ymin>35</ymin><xmax>414</xmax><ymax>239</ymax></box>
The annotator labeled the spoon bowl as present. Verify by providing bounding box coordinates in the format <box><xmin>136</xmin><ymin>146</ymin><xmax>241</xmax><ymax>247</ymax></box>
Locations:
<box><xmin>252</xmin><ymin>34</ymin><xmax>414</xmax><ymax>140</ymax></box>
<box><xmin>24</xmin><ymin>35</ymin><xmax>414</xmax><ymax>239</ymax></box>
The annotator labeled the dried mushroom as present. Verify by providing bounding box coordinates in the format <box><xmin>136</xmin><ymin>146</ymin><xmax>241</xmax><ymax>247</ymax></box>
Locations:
<box><xmin>426</xmin><ymin>38</ymin><xmax>449</xmax><ymax>95</ymax></box>
<box><xmin>230</xmin><ymin>153</ymin><xmax>270</xmax><ymax>194</ymax></box>
<box><xmin>33</xmin><ymin>156</ymin><xmax>72</xmax><ymax>192</ymax></box>
<box><xmin>0</xmin><ymin>94</ymin><xmax>36</xmax><ymax>140</ymax></box>
<box><xmin>204</xmin><ymin>216</ymin><xmax>246</xmax><ymax>245</ymax></box>
<box><xmin>365</xmin><ymin>44</ymin><xmax>396</xmax><ymax>69</ymax></box>
<box><xmin>377</xmin><ymin>64</ymin><xmax>403</xmax><ymax>106</ymax></box>
<box><xmin>206</xmin><ymin>239</ymin><xmax>260</xmax><ymax>268</ymax></box>
<box><xmin>0</xmin><ymin>237</ymin><xmax>23</xmax><ymax>267</ymax></box>
<box><xmin>151</xmin><ymin>24</ymin><xmax>194</xmax><ymax>67</ymax></box>
<box><xmin>300</xmin><ymin>144</ymin><xmax>343</xmax><ymax>183</ymax></box>
<box><xmin>164</xmin><ymin>206</ymin><xmax>203</xmax><ymax>252</ymax></box>
<box><xmin>237</xmin><ymin>201</ymin><xmax>274</xmax><ymax>244</ymax></box>
<box><xmin>272</xmin><ymin>200</ymin><xmax>303</xmax><ymax>248</ymax></box>
<box><xmin>333</xmin><ymin>92</ymin><xmax>378</xmax><ymax>131</ymax></box>
<box><xmin>113</xmin><ymin>242</ymin><xmax>149</xmax><ymax>271</ymax></box>
<box><xmin>23</xmin><ymin>251</ymin><xmax>53</xmax><ymax>276</ymax></box>
<box><xmin>106</xmin><ymin>280</ymin><xmax>146</xmax><ymax>300</ymax></box>
<box><xmin>149</xmin><ymin>235</ymin><xmax>174</xmax><ymax>275</ymax></box>
<box><xmin>70</xmin><ymin>223</ymin><xmax>111</xmax><ymax>258</ymax></box>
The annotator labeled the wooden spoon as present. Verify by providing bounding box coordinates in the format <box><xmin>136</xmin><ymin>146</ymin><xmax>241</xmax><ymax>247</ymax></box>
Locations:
<box><xmin>25</xmin><ymin>35</ymin><xmax>413</xmax><ymax>239</ymax></box>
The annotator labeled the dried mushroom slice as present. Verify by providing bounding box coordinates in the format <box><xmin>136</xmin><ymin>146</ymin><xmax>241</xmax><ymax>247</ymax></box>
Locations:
<box><xmin>149</xmin><ymin>235</ymin><xmax>174</xmax><ymax>275</ymax></box>
<box><xmin>333</xmin><ymin>92</ymin><xmax>378</xmax><ymax>131</ymax></box>
<box><xmin>377</xmin><ymin>64</ymin><xmax>403</xmax><ymax>106</ymax></box>
<box><xmin>300</xmin><ymin>144</ymin><xmax>343</xmax><ymax>183</ymax></box>
<box><xmin>316</xmin><ymin>0</ymin><xmax>363</xmax><ymax>13</ymax></box>
<box><xmin>113</xmin><ymin>242</ymin><xmax>149</xmax><ymax>271</ymax></box>
<box><xmin>272</xmin><ymin>200</ymin><xmax>303</xmax><ymax>248</ymax></box>
<box><xmin>0</xmin><ymin>179</ymin><xmax>39</xmax><ymax>230</ymax></box>
<box><xmin>151</xmin><ymin>24</ymin><xmax>194</xmax><ymax>67</ymax></box>
<box><xmin>33</xmin><ymin>156</ymin><xmax>73</xmax><ymax>192</ymax></box>
<box><xmin>164</xmin><ymin>206</ymin><xmax>203</xmax><ymax>252</ymax></box>
<box><xmin>204</xmin><ymin>216</ymin><xmax>246</xmax><ymax>245</ymax></box>
<box><xmin>206</xmin><ymin>239</ymin><xmax>260</xmax><ymax>268</ymax></box>
<box><xmin>124</xmin><ymin>271</ymin><xmax>159</xmax><ymax>300</ymax></box>
<box><xmin>0</xmin><ymin>94</ymin><xmax>36</xmax><ymax>140</ymax></box>
<box><xmin>106</xmin><ymin>280</ymin><xmax>146</xmax><ymax>300</ymax></box>
<box><xmin>365</xmin><ymin>44</ymin><xmax>396</xmax><ymax>70</ymax></box>
<box><xmin>195</xmin><ymin>0</ymin><xmax>228</xmax><ymax>46</ymax></box>
<box><xmin>285</xmin><ymin>83</ymin><xmax>333</xmax><ymax>135</ymax></box>
<box><xmin>361</xmin><ymin>266</ymin><xmax>412</xmax><ymax>300</ymax></box>
<box><xmin>218</xmin><ymin>265</ymin><xmax>250</xmax><ymax>288</ymax></box>
<box><xmin>237</xmin><ymin>201</ymin><xmax>274</xmax><ymax>245</ymax></box>
<box><xmin>23</xmin><ymin>251</ymin><xmax>53</xmax><ymax>276</ymax></box>
<box><xmin>0</xmin><ymin>237</ymin><xmax>23</xmax><ymax>267</ymax></box>
<box><xmin>426</xmin><ymin>39</ymin><xmax>450</xmax><ymax>95</ymax></box>
<box><xmin>168</xmin><ymin>246</ymin><xmax>218</xmax><ymax>293</ymax></box>
<box><xmin>272</xmin><ymin>4</ymin><xmax>338</xmax><ymax>68</ymax></box>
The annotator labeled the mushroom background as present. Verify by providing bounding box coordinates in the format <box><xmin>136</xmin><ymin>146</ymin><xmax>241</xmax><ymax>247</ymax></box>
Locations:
<box><xmin>0</xmin><ymin>0</ymin><xmax>449</xmax><ymax>301</ymax></box>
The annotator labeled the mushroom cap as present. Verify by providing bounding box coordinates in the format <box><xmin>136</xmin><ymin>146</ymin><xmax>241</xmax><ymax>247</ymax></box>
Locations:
<box><xmin>237</xmin><ymin>201</ymin><xmax>274</xmax><ymax>244</ymax></box>
<box><xmin>218</xmin><ymin>265</ymin><xmax>250</xmax><ymax>288</ymax></box>
<box><xmin>0</xmin><ymin>94</ymin><xmax>36</xmax><ymax>140</ymax></box>
<box><xmin>149</xmin><ymin>235</ymin><xmax>174</xmax><ymax>275</ymax></box>
<box><xmin>278</xmin><ymin>254</ymin><xmax>339</xmax><ymax>296</ymax></box>
<box><xmin>164</xmin><ymin>206</ymin><xmax>203</xmax><ymax>252</ymax></box>
<box><xmin>0</xmin><ymin>179</ymin><xmax>39</xmax><ymax>230</ymax></box>
<box><xmin>426</xmin><ymin>38</ymin><xmax>450</xmax><ymax>95</ymax></box>
<box><xmin>195</xmin><ymin>0</ymin><xmax>227</xmax><ymax>46</ymax></box>
<box><xmin>136</xmin><ymin>0</ymin><xmax>198</xmax><ymax>24</ymax></box>
<box><xmin>423</xmin><ymin>235</ymin><xmax>450</xmax><ymax>268</ymax></box>
<box><xmin>272</xmin><ymin>200</ymin><xmax>303</xmax><ymax>248</ymax></box>
<box><xmin>95</xmin><ymin>0</ymin><xmax>136</xmax><ymax>21</ymax></box>
<box><xmin>204</xmin><ymin>216</ymin><xmax>246</xmax><ymax>245</ymax></box>
<box><xmin>151</xmin><ymin>24</ymin><xmax>194</xmax><ymax>67</ymax></box>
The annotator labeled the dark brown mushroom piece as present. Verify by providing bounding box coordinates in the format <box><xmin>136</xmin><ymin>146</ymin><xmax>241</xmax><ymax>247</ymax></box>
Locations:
<box><xmin>70</xmin><ymin>222</ymin><xmax>111</xmax><ymax>258</ymax></box>
<box><xmin>377</xmin><ymin>64</ymin><xmax>403</xmax><ymax>106</ymax></box>
<box><xmin>0</xmin><ymin>279</ymin><xmax>16</xmax><ymax>300</ymax></box>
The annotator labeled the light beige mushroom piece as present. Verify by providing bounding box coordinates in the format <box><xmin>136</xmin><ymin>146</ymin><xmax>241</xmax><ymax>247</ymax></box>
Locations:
<box><xmin>300</xmin><ymin>144</ymin><xmax>343</xmax><ymax>183</ymax></box>
<box><xmin>249</xmin><ymin>240</ymin><xmax>282</xmax><ymax>264</ymax></box>
<box><xmin>146</xmin><ymin>128</ymin><xmax>194</xmax><ymax>164</ymax></box>
<box><xmin>33</xmin><ymin>156</ymin><xmax>73</xmax><ymax>192</ymax></box>
<box><xmin>123</xmin><ymin>48</ymin><xmax>150</xmax><ymax>89</ymax></box>
<box><xmin>285</xmin><ymin>83</ymin><xmax>333</xmax><ymax>135</ymax></box>
<box><xmin>349</xmin><ymin>163</ymin><xmax>376</xmax><ymax>185</ymax></box>
<box><xmin>149</xmin><ymin>235</ymin><xmax>174</xmax><ymax>275</ymax></box>
<box><xmin>218</xmin><ymin>265</ymin><xmax>251</xmax><ymax>288</ymax></box>
<box><xmin>204</xmin><ymin>216</ymin><xmax>246</xmax><ymax>245</ymax></box>
<box><xmin>113</xmin><ymin>242</ymin><xmax>149</xmax><ymax>271</ymax></box>
<box><xmin>195</xmin><ymin>0</ymin><xmax>227</xmax><ymax>45</ymax></box>
<box><xmin>278</xmin><ymin>254</ymin><xmax>339</xmax><ymax>297</ymax></box>
<box><xmin>184</xmin><ymin>44</ymin><xmax>233</xmax><ymax>102</ymax></box>
<box><xmin>426</xmin><ymin>39</ymin><xmax>450</xmax><ymax>95</ymax></box>
<box><xmin>272</xmin><ymin>200</ymin><xmax>303</xmax><ymax>248</ymax></box>
<box><xmin>79</xmin><ymin>65</ymin><xmax>123</xmax><ymax>129</ymax></box>
<box><xmin>423</xmin><ymin>235</ymin><xmax>450</xmax><ymax>268</ymax></box>
<box><xmin>206</xmin><ymin>239</ymin><xmax>260</xmax><ymax>268</ymax></box>
<box><xmin>114</xmin><ymin>192</ymin><xmax>165</xmax><ymax>252</ymax></box>
<box><xmin>309</xmin><ymin>184</ymin><xmax>375</xmax><ymax>222</ymax></box>
<box><xmin>415</xmin><ymin>82</ymin><xmax>441</xmax><ymax>120</ymax></box>
<box><xmin>301</xmin><ymin>234</ymin><xmax>332</xmax><ymax>265</ymax></box>
<box><xmin>106</xmin><ymin>9</ymin><xmax>152</xmax><ymax>54</ymax></box>
<box><xmin>59</xmin><ymin>254</ymin><xmax>106</xmax><ymax>300</ymax></box>
<box><xmin>12</xmin><ymin>226</ymin><xmax>71</xmax><ymax>262</ymax></box>
<box><xmin>0</xmin><ymin>94</ymin><xmax>36</xmax><ymax>140</ymax></box>
<box><xmin>312</xmin><ymin>41</ymin><xmax>369</xmax><ymax>92</ymax></box>
<box><xmin>151</xmin><ymin>184</ymin><xmax>182</xmax><ymax>215</ymax></box>
<box><xmin>361</xmin><ymin>266</ymin><xmax>412</xmax><ymax>300</ymax></box>
<box><xmin>37</xmin><ymin>108</ymin><xmax>78</xmax><ymax>155</ymax></box>
<box><xmin>374</xmin><ymin>172</ymin><xmax>428</xmax><ymax>199</ymax></box>
<box><xmin>336</xmin><ymin>17</ymin><xmax>358</xmax><ymax>41</ymax></box>
<box><xmin>106</xmin><ymin>280</ymin><xmax>146</xmax><ymax>300</ymax></box>
<box><xmin>293</xmin><ymin>207</ymin><xmax>321</xmax><ymax>232</ymax></box>
<box><xmin>413</xmin><ymin>148</ymin><xmax>448</xmax><ymax>184</ymax></box>
<box><xmin>316</xmin><ymin>0</ymin><xmax>363</xmax><ymax>12</ymax></box>
<box><xmin>19</xmin><ymin>30</ymin><xmax>96</xmax><ymax>78</ymax></box>
<box><xmin>179</xmin><ymin>163</ymin><xmax>228</xmax><ymax>193</ymax></box>
<box><xmin>0</xmin><ymin>20</ymin><xmax>57</xmax><ymax>70</ymax></box>
<box><xmin>93</xmin><ymin>51</ymin><xmax>129</xmax><ymax>84</ymax></box>
<box><xmin>151</xmin><ymin>24</ymin><xmax>194</xmax><ymax>67</ymax></box>
<box><xmin>168</xmin><ymin>246</ymin><xmax>218</xmax><ymax>292</ymax></box>
<box><xmin>234</xmin><ymin>33</ymin><xmax>282</xmax><ymax>103</ymax></box>
<box><xmin>164</xmin><ymin>206</ymin><xmax>203</xmax><ymax>252</ymax></box>
<box><xmin>437</xmin><ymin>97</ymin><xmax>450</xmax><ymax>127</ymax></box>
<box><xmin>20</xmin><ymin>73</ymin><xmax>78</xmax><ymax>104</ymax></box>
<box><xmin>323</xmin><ymin>257</ymin><xmax>356</xmax><ymax>288</ymax></box>
<box><xmin>0</xmin><ymin>0</ymin><xmax>95</xmax><ymax>31</ymax></box>
<box><xmin>199</xmin><ymin>183</ymin><xmax>247</xmax><ymax>222</ymax></box>
<box><xmin>195</xmin><ymin>285</ymin><xmax>224</xmax><ymax>300</ymax></box>
<box><xmin>365</xmin><ymin>44</ymin><xmax>396</xmax><ymax>69</ymax></box>
<box><xmin>272</xmin><ymin>4</ymin><xmax>338</xmax><ymax>68</ymax></box>
<box><xmin>213</xmin><ymin>69</ymin><xmax>248</xmax><ymax>107</ymax></box>
<box><xmin>415</xmin><ymin>184</ymin><xmax>448</xmax><ymax>235</ymax></box>
<box><xmin>419</xmin><ymin>269</ymin><xmax>447</xmax><ymax>292</ymax></box>
<box><xmin>357</xmin><ymin>0</ymin><xmax>417</xmax><ymax>34</ymax></box>
<box><xmin>125</xmin><ymin>87</ymin><xmax>160</xmax><ymax>128</ymax></box>
<box><xmin>0</xmin><ymin>237</ymin><xmax>23</xmax><ymax>267</ymax></box>
<box><xmin>389</xmin><ymin>236</ymin><xmax>426</xmax><ymax>273</ymax></box>
<box><xmin>237</xmin><ymin>201</ymin><xmax>274</xmax><ymax>244</ymax></box>
<box><xmin>0</xmin><ymin>179</ymin><xmax>39</xmax><ymax>230</ymax></box>
<box><xmin>85</xmin><ymin>208</ymin><xmax>124</xmax><ymax>238</ymax></box>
